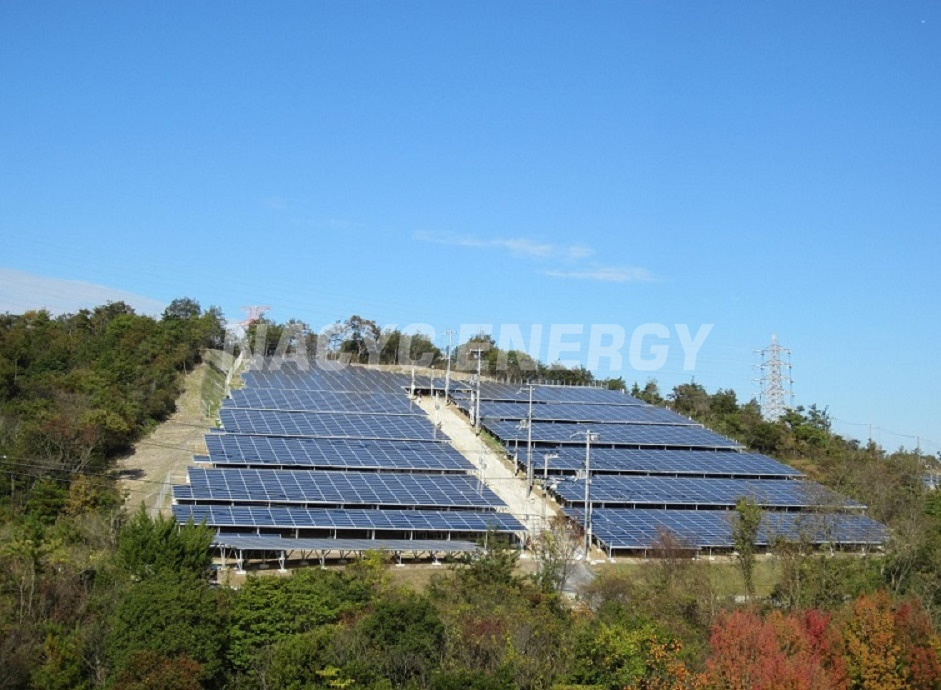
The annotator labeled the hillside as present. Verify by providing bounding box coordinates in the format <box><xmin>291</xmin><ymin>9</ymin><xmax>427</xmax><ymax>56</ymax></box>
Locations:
<box><xmin>1</xmin><ymin>306</ymin><xmax>940</xmax><ymax>688</ymax></box>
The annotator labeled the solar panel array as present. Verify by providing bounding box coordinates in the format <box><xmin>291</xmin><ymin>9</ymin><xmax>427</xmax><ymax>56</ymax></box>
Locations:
<box><xmin>486</xmin><ymin>419</ymin><xmax>740</xmax><ymax>449</ymax></box>
<box><xmin>241</xmin><ymin>362</ymin><xmax>411</xmax><ymax>393</ymax></box>
<box><xmin>228</xmin><ymin>388</ymin><xmax>421</xmax><ymax>415</ymax></box>
<box><xmin>176</xmin><ymin>504</ymin><xmax>523</xmax><ymax>534</ymax></box>
<box><xmin>462</xmin><ymin>399</ymin><xmax>698</xmax><ymax>425</ymax></box>
<box><xmin>204</xmin><ymin>435</ymin><xmax>473</xmax><ymax>473</ymax></box>
<box><xmin>463</xmin><ymin>380</ymin><xmax>885</xmax><ymax>553</ymax></box>
<box><xmin>539</xmin><ymin>448</ymin><xmax>801</xmax><ymax>478</ymax></box>
<box><xmin>173</xmin><ymin>361</ymin><xmax>524</xmax><ymax>544</ymax></box>
<box><xmin>553</xmin><ymin>476</ymin><xmax>860</xmax><ymax>509</ymax></box>
<box><xmin>174</xmin><ymin>358</ymin><xmax>884</xmax><ymax>555</ymax></box>
<box><xmin>219</xmin><ymin>408</ymin><xmax>441</xmax><ymax>441</ymax></box>
<box><xmin>212</xmin><ymin>535</ymin><xmax>480</xmax><ymax>556</ymax></box>
<box><xmin>576</xmin><ymin>509</ymin><xmax>887</xmax><ymax>550</ymax></box>
<box><xmin>456</xmin><ymin>382</ymin><xmax>647</xmax><ymax>405</ymax></box>
<box><xmin>176</xmin><ymin>468</ymin><xmax>502</xmax><ymax>509</ymax></box>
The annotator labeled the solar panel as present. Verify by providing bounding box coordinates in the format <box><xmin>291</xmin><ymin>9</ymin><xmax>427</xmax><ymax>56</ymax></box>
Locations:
<box><xmin>204</xmin><ymin>435</ymin><xmax>474</xmax><ymax>472</ymax></box>
<box><xmin>533</xmin><ymin>447</ymin><xmax>802</xmax><ymax>478</ymax></box>
<box><xmin>241</xmin><ymin>363</ymin><xmax>411</xmax><ymax>394</ymax></box>
<box><xmin>467</xmin><ymin>400</ymin><xmax>696</xmax><ymax>425</ymax></box>
<box><xmin>227</xmin><ymin>388</ymin><xmax>420</xmax><ymax>415</ymax></box>
<box><xmin>219</xmin><ymin>408</ymin><xmax>441</xmax><ymax>441</ymax></box>
<box><xmin>460</xmin><ymin>382</ymin><xmax>646</xmax><ymax>406</ymax></box>
<box><xmin>485</xmin><ymin>420</ymin><xmax>741</xmax><ymax>449</ymax></box>
<box><xmin>574</xmin><ymin>508</ymin><xmax>887</xmax><ymax>550</ymax></box>
<box><xmin>211</xmin><ymin>535</ymin><xmax>480</xmax><ymax>555</ymax></box>
<box><xmin>177</xmin><ymin>468</ymin><xmax>504</xmax><ymax>509</ymax></box>
<box><xmin>554</xmin><ymin>475</ymin><xmax>859</xmax><ymax>509</ymax></box>
<box><xmin>173</xmin><ymin>504</ymin><xmax>525</xmax><ymax>534</ymax></box>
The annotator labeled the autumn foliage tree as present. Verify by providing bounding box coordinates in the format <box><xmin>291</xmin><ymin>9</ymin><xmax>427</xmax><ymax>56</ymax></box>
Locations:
<box><xmin>706</xmin><ymin>608</ymin><xmax>847</xmax><ymax>689</ymax></box>
<box><xmin>706</xmin><ymin>592</ymin><xmax>941</xmax><ymax>690</ymax></box>
<box><xmin>840</xmin><ymin>591</ymin><xmax>941</xmax><ymax>690</ymax></box>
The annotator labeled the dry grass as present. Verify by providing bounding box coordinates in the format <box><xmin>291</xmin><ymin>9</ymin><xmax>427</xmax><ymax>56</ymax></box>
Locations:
<box><xmin>595</xmin><ymin>556</ymin><xmax>780</xmax><ymax>598</ymax></box>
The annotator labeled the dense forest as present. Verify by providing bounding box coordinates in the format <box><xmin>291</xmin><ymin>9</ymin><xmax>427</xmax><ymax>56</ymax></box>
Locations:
<box><xmin>1</xmin><ymin>304</ymin><xmax>939</xmax><ymax>688</ymax></box>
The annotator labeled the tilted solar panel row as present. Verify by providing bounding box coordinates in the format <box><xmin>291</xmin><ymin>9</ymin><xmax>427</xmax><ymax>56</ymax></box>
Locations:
<box><xmin>227</xmin><ymin>388</ymin><xmax>421</xmax><ymax>415</ymax></box>
<box><xmin>464</xmin><ymin>399</ymin><xmax>698</xmax><ymax>425</ymax></box>
<box><xmin>219</xmin><ymin>408</ymin><xmax>442</xmax><ymax>441</ymax></box>
<box><xmin>212</xmin><ymin>535</ymin><xmax>480</xmax><ymax>555</ymax></box>
<box><xmin>241</xmin><ymin>365</ymin><xmax>411</xmax><ymax>394</ymax></box>
<box><xmin>486</xmin><ymin>419</ymin><xmax>741</xmax><ymax>449</ymax></box>
<box><xmin>174</xmin><ymin>504</ymin><xmax>525</xmax><ymax>534</ymax></box>
<box><xmin>573</xmin><ymin>508</ymin><xmax>887</xmax><ymax>550</ymax></box>
<box><xmin>533</xmin><ymin>447</ymin><xmax>802</xmax><ymax>478</ymax></box>
<box><xmin>177</xmin><ymin>468</ymin><xmax>503</xmax><ymax>509</ymax></box>
<box><xmin>455</xmin><ymin>382</ymin><xmax>647</xmax><ymax>406</ymax></box>
<box><xmin>553</xmin><ymin>475</ymin><xmax>862</xmax><ymax>509</ymax></box>
<box><xmin>205</xmin><ymin>435</ymin><xmax>474</xmax><ymax>472</ymax></box>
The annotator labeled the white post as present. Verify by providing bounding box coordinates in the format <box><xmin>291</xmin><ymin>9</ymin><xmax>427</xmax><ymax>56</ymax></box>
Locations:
<box><xmin>443</xmin><ymin>329</ymin><xmax>454</xmax><ymax>403</ymax></box>
<box><xmin>526</xmin><ymin>384</ymin><xmax>534</xmax><ymax>496</ymax></box>
<box><xmin>541</xmin><ymin>452</ymin><xmax>557</xmax><ymax>519</ymax></box>
<box><xmin>472</xmin><ymin>349</ymin><xmax>484</xmax><ymax>433</ymax></box>
<box><xmin>583</xmin><ymin>431</ymin><xmax>597</xmax><ymax>556</ymax></box>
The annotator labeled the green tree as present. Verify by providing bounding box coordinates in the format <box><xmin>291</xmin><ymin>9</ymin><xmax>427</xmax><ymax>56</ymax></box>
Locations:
<box><xmin>107</xmin><ymin>573</ymin><xmax>227</xmax><ymax>686</ymax></box>
<box><xmin>568</xmin><ymin>619</ymin><xmax>675</xmax><ymax>690</ymax></box>
<box><xmin>111</xmin><ymin>650</ymin><xmax>202</xmax><ymax>690</ymax></box>
<box><xmin>669</xmin><ymin>382</ymin><xmax>710</xmax><ymax>420</ymax></box>
<box><xmin>227</xmin><ymin>568</ymin><xmax>373</xmax><ymax>675</ymax></box>
<box><xmin>733</xmin><ymin>497</ymin><xmax>762</xmax><ymax>598</ymax></box>
<box><xmin>253</xmin><ymin>627</ymin><xmax>353</xmax><ymax>690</ymax></box>
<box><xmin>531</xmin><ymin>514</ymin><xmax>583</xmax><ymax>593</ymax></box>
<box><xmin>117</xmin><ymin>508</ymin><xmax>213</xmax><ymax>580</ymax></box>
<box><xmin>345</xmin><ymin>592</ymin><xmax>445</xmax><ymax>687</ymax></box>
<box><xmin>632</xmin><ymin>380</ymin><xmax>664</xmax><ymax>406</ymax></box>
<box><xmin>162</xmin><ymin>297</ymin><xmax>202</xmax><ymax>322</ymax></box>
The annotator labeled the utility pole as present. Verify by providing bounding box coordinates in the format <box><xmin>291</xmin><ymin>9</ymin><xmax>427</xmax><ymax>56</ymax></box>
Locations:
<box><xmin>542</xmin><ymin>451</ymin><xmax>558</xmax><ymax>519</ymax></box>
<box><xmin>574</xmin><ymin>430</ymin><xmax>599</xmax><ymax>556</ymax></box>
<box><xmin>471</xmin><ymin>348</ymin><xmax>484</xmax><ymax>433</ymax></box>
<box><xmin>525</xmin><ymin>384</ymin><xmax>534</xmax><ymax>496</ymax></box>
<box><xmin>583</xmin><ymin>430</ymin><xmax>598</xmax><ymax>556</ymax></box>
<box><xmin>443</xmin><ymin>329</ymin><xmax>455</xmax><ymax>403</ymax></box>
<box><xmin>756</xmin><ymin>334</ymin><xmax>793</xmax><ymax>421</ymax></box>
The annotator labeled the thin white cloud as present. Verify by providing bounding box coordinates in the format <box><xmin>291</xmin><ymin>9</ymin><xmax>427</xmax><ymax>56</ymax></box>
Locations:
<box><xmin>414</xmin><ymin>231</ymin><xmax>655</xmax><ymax>284</ymax></box>
<box><xmin>262</xmin><ymin>196</ymin><xmax>292</xmax><ymax>211</ymax></box>
<box><xmin>566</xmin><ymin>245</ymin><xmax>595</xmax><ymax>260</ymax></box>
<box><xmin>0</xmin><ymin>268</ymin><xmax>166</xmax><ymax>316</ymax></box>
<box><xmin>495</xmin><ymin>238</ymin><xmax>556</xmax><ymax>258</ymax></box>
<box><xmin>545</xmin><ymin>266</ymin><xmax>656</xmax><ymax>283</ymax></box>
<box><xmin>308</xmin><ymin>217</ymin><xmax>360</xmax><ymax>230</ymax></box>
<box><xmin>414</xmin><ymin>231</ymin><xmax>581</xmax><ymax>260</ymax></box>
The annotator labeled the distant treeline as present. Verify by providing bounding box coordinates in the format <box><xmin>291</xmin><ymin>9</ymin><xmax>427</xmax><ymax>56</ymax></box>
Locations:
<box><xmin>244</xmin><ymin>314</ymin><xmax>621</xmax><ymax>386</ymax></box>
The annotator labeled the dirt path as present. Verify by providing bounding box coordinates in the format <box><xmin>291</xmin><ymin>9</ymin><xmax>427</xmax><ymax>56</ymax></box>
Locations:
<box><xmin>116</xmin><ymin>362</ymin><xmax>214</xmax><ymax>516</ymax></box>
<box><xmin>415</xmin><ymin>395</ymin><xmax>564</xmax><ymax>537</ymax></box>
<box><xmin>415</xmin><ymin>393</ymin><xmax>606</xmax><ymax>567</ymax></box>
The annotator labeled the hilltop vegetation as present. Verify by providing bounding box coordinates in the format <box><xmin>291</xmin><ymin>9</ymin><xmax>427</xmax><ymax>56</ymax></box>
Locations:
<box><xmin>0</xmin><ymin>304</ymin><xmax>939</xmax><ymax>688</ymax></box>
<box><xmin>243</xmin><ymin>315</ymin><xmax>606</xmax><ymax>386</ymax></box>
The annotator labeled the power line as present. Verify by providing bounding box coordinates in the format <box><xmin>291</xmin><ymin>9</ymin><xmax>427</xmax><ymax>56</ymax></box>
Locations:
<box><xmin>0</xmin><ymin>455</ymin><xmax>171</xmax><ymax>487</ymax></box>
<box><xmin>830</xmin><ymin>416</ymin><xmax>940</xmax><ymax>454</ymax></box>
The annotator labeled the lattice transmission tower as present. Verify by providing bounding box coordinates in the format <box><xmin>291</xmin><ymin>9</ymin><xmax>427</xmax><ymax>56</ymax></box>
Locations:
<box><xmin>238</xmin><ymin>305</ymin><xmax>270</xmax><ymax>328</ymax></box>
<box><xmin>756</xmin><ymin>334</ymin><xmax>793</xmax><ymax>420</ymax></box>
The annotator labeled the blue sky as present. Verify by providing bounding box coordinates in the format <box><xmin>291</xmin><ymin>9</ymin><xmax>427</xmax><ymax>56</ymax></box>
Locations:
<box><xmin>1</xmin><ymin>2</ymin><xmax>938</xmax><ymax>453</ymax></box>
